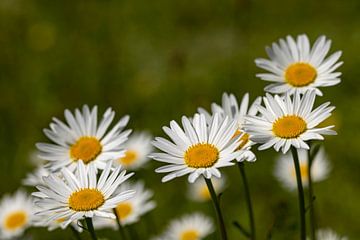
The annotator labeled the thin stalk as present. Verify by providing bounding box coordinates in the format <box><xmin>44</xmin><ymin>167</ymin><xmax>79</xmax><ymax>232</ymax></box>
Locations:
<box><xmin>204</xmin><ymin>177</ymin><xmax>228</xmax><ymax>240</ymax></box>
<box><xmin>291</xmin><ymin>147</ymin><xmax>306</xmax><ymax>240</ymax></box>
<box><xmin>307</xmin><ymin>147</ymin><xmax>316</xmax><ymax>240</ymax></box>
<box><xmin>113</xmin><ymin>209</ymin><xmax>128</xmax><ymax>240</ymax></box>
<box><xmin>85</xmin><ymin>218</ymin><xmax>97</xmax><ymax>240</ymax></box>
<box><xmin>70</xmin><ymin>225</ymin><xmax>82</xmax><ymax>240</ymax></box>
<box><xmin>237</xmin><ymin>162</ymin><xmax>256</xmax><ymax>240</ymax></box>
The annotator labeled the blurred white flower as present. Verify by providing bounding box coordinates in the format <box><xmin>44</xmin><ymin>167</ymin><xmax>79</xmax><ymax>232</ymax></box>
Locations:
<box><xmin>313</xmin><ymin>228</ymin><xmax>348</xmax><ymax>240</ymax></box>
<box><xmin>187</xmin><ymin>176</ymin><xmax>226</xmax><ymax>202</ymax></box>
<box><xmin>0</xmin><ymin>190</ymin><xmax>34</xmax><ymax>239</ymax></box>
<box><xmin>113</xmin><ymin>132</ymin><xmax>153</xmax><ymax>170</ymax></box>
<box><xmin>163</xmin><ymin>213</ymin><xmax>214</xmax><ymax>240</ymax></box>
<box><xmin>274</xmin><ymin>148</ymin><xmax>331</xmax><ymax>190</ymax></box>
<box><xmin>93</xmin><ymin>181</ymin><xmax>156</xmax><ymax>229</ymax></box>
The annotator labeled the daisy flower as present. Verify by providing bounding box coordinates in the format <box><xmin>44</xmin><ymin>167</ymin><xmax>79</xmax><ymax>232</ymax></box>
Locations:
<box><xmin>314</xmin><ymin>228</ymin><xmax>348</xmax><ymax>240</ymax></box>
<box><xmin>150</xmin><ymin>113</ymin><xmax>242</xmax><ymax>183</ymax></box>
<box><xmin>255</xmin><ymin>34</ymin><xmax>342</xmax><ymax>96</ymax></box>
<box><xmin>198</xmin><ymin>92</ymin><xmax>261</xmax><ymax>162</ymax></box>
<box><xmin>274</xmin><ymin>148</ymin><xmax>331</xmax><ymax>190</ymax></box>
<box><xmin>36</xmin><ymin>105</ymin><xmax>131</xmax><ymax>171</ymax></box>
<box><xmin>244</xmin><ymin>90</ymin><xmax>336</xmax><ymax>154</ymax></box>
<box><xmin>163</xmin><ymin>213</ymin><xmax>214</xmax><ymax>240</ymax></box>
<box><xmin>22</xmin><ymin>166</ymin><xmax>51</xmax><ymax>187</ymax></box>
<box><xmin>0</xmin><ymin>190</ymin><xmax>34</xmax><ymax>239</ymax></box>
<box><xmin>114</xmin><ymin>132</ymin><xmax>153</xmax><ymax>170</ymax></box>
<box><xmin>93</xmin><ymin>181</ymin><xmax>156</xmax><ymax>229</ymax></box>
<box><xmin>187</xmin><ymin>176</ymin><xmax>226</xmax><ymax>202</ymax></box>
<box><xmin>33</xmin><ymin>161</ymin><xmax>135</xmax><ymax>228</ymax></box>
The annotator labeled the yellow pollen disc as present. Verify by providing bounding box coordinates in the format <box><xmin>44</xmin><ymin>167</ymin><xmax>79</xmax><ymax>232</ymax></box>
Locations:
<box><xmin>70</xmin><ymin>137</ymin><xmax>102</xmax><ymax>164</ymax></box>
<box><xmin>68</xmin><ymin>188</ymin><xmax>105</xmax><ymax>211</ymax></box>
<box><xmin>115</xmin><ymin>202</ymin><xmax>133</xmax><ymax>220</ymax></box>
<box><xmin>181</xmin><ymin>230</ymin><xmax>199</xmax><ymax>240</ymax></box>
<box><xmin>56</xmin><ymin>218</ymin><xmax>65</xmax><ymax>223</ymax></box>
<box><xmin>199</xmin><ymin>186</ymin><xmax>211</xmax><ymax>200</ymax></box>
<box><xmin>285</xmin><ymin>63</ymin><xmax>317</xmax><ymax>87</ymax></box>
<box><xmin>184</xmin><ymin>143</ymin><xmax>219</xmax><ymax>168</ymax></box>
<box><xmin>4</xmin><ymin>211</ymin><xmax>27</xmax><ymax>230</ymax></box>
<box><xmin>292</xmin><ymin>163</ymin><xmax>309</xmax><ymax>179</ymax></box>
<box><xmin>118</xmin><ymin>150</ymin><xmax>138</xmax><ymax>166</ymax></box>
<box><xmin>272</xmin><ymin>115</ymin><xmax>307</xmax><ymax>139</ymax></box>
<box><xmin>233</xmin><ymin>130</ymin><xmax>250</xmax><ymax>150</ymax></box>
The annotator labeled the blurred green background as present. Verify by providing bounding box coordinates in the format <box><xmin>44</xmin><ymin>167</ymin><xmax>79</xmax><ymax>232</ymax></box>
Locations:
<box><xmin>0</xmin><ymin>0</ymin><xmax>359</xmax><ymax>239</ymax></box>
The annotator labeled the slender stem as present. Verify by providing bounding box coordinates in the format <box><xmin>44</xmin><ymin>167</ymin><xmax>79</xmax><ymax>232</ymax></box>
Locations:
<box><xmin>237</xmin><ymin>162</ymin><xmax>256</xmax><ymax>240</ymax></box>
<box><xmin>307</xmin><ymin>147</ymin><xmax>316</xmax><ymax>240</ymax></box>
<box><xmin>70</xmin><ymin>225</ymin><xmax>82</xmax><ymax>240</ymax></box>
<box><xmin>204</xmin><ymin>177</ymin><xmax>228</xmax><ymax>240</ymax></box>
<box><xmin>291</xmin><ymin>147</ymin><xmax>306</xmax><ymax>240</ymax></box>
<box><xmin>113</xmin><ymin>209</ymin><xmax>128</xmax><ymax>240</ymax></box>
<box><xmin>85</xmin><ymin>218</ymin><xmax>97</xmax><ymax>240</ymax></box>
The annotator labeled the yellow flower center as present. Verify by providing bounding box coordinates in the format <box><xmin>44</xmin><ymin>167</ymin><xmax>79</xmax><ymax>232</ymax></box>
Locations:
<box><xmin>272</xmin><ymin>115</ymin><xmax>307</xmax><ymax>139</ymax></box>
<box><xmin>118</xmin><ymin>150</ymin><xmax>138</xmax><ymax>166</ymax></box>
<box><xmin>233</xmin><ymin>130</ymin><xmax>250</xmax><ymax>150</ymax></box>
<box><xmin>4</xmin><ymin>211</ymin><xmax>27</xmax><ymax>230</ymax></box>
<box><xmin>115</xmin><ymin>202</ymin><xmax>133</xmax><ymax>220</ymax></box>
<box><xmin>56</xmin><ymin>218</ymin><xmax>66</xmax><ymax>223</ymax></box>
<box><xmin>68</xmin><ymin>188</ymin><xmax>105</xmax><ymax>211</ymax></box>
<box><xmin>199</xmin><ymin>186</ymin><xmax>211</xmax><ymax>200</ymax></box>
<box><xmin>181</xmin><ymin>230</ymin><xmax>199</xmax><ymax>240</ymax></box>
<box><xmin>292</xmin><ymin>163</ymin><xmax>309</xmax><ymax>180</ymax></box>
<box><xmin>184</xmin><ymin>143</ymin><xmax>219</xmax><ymax>168</ymax></box>
<box><xmin>70</xmin><ymin>137</ymin><xmax>102</xmax><ymax>164</ymax></box>
<box><xmin>285</xmin><ymin>63</ymin><xmax>317</xmax><ymax>87</ymax></box>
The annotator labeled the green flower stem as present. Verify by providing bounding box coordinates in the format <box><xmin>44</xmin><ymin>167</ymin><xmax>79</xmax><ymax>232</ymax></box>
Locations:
<box><xmin>291</xmin><ymin>147</ymin><xmax>307</xmax><ymax>240</ymax></box>
<box><xmin>70</xmin><ymin>225</ymin><xmax>82</xmax><ymax>240</ymax></box>
<box><xmin>113</xmin><ymin>209</ymin><xmax>128</xmax><ymax>240</ymax></box>
<box><xmin>237</xmin><ymin>162</ymin><xmax>256</xmax><ymax>240</ymax></box>
<box><xmin>85</xmin><ymin>217</ymin><xmax>97</xmax><ymax>240</ymax></box>
<box><xmin>307</xmin><ymin>146</ymin><xmax>317</xmax><ymax>240</ymax></box>
<box><xmin>204</xmin><ymin>177</ymin><xmax>228</xmax><ymax>240</ymax></box>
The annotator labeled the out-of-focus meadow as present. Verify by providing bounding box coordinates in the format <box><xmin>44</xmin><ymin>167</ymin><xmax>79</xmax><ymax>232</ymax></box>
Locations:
<box><xmin>0</xmin><ymin>0</ymin><xmax>359</xmax><ymax>239</ymax></box>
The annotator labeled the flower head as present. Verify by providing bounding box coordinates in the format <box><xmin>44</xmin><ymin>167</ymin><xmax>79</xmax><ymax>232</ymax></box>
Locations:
<box><xmin>93</xmin><ymin>180</ymin><xmax>156</xmax><ymax>229</ymax></box>
<box><xmin>274</xmin><ymin>148</ymin><xmax>331</xmax><ymax>190</ymax></box>
<box><xmin>36</xmin><ymin>105</ymin><xmax>131</xmax><ymax>172</ymax></box>
<box><xmin>33</xmin><ymin>161</ymin><xmax>135</xmax><ymax>228</ymax></box>
<box><xmin>151</xmin><ymin>113</ymin><xmax>242</xmax><ymax>183</ymax></box>
<box><xmin>163</xmin><ymin>213</ymin><xmax>214</xmax><ymax>240</ymax></box>
<box><xmin>187</xmin><ymin>176</ymin><xmax>226</xmax><ymax>202</ymax></box>
<box><xmin>314</xmin><ymin>228</ymin><xmax>348</xmax><ymax>240</ymax></box>
<box><xmin>244</xmin><ymin>90</ymin><xmax>336</xmax><ymax>153</ymax></box>
<box><xmin>0</xmin><ymin>190</ymin><xmax>34</xmax><ymax>239</ymax></box>
<box><xmin>198</xmin><ymin>92</ymin><xmax>261</xmax><ymax>162</ymax></box>
<box><xmin>114</xmin><ymin>132</ymin><xmax>153</xmax><ymax>170</ymax></box>
<box><xmin>255</xmin><ymin>34</ymin><xmax>342</xmax><ymax>96</ymax></box>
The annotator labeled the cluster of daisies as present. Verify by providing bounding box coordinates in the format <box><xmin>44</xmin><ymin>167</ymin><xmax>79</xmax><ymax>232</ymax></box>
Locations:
<box><xmin>0</xmin><ymin>34</ymin><xmax>348</xmax><ymax>240</ymax></box>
